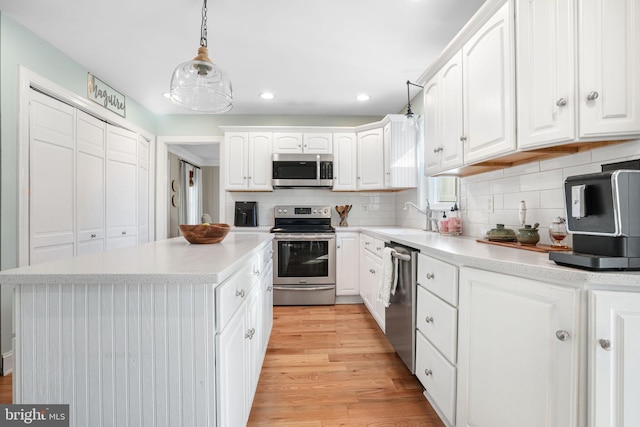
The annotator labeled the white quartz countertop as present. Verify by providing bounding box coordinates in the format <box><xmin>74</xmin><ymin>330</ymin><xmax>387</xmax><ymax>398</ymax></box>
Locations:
<box><xmin>359</xmin><ymin>227</ymin><xmax>640</xmax><ymax>288</ymax></box>
<box><xmin>0</xmin><ymin>233</ymin><xmax>273</xmax><ymax>285</ymax></box>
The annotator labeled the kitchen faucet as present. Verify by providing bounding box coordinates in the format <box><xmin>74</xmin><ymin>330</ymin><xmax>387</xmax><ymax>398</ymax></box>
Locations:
<box><xmin>403</xmin><ymin>200</ymin><xmax>432</xmax><ymax>231</ymax></box>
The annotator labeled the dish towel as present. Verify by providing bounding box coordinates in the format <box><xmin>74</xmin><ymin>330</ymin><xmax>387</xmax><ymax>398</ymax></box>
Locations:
<box><xmin>378</xmin><ymin>247</ymin><xmax>399</xmax><ymax>307</ymax></box>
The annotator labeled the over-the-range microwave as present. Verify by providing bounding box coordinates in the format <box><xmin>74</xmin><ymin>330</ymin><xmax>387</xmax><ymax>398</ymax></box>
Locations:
<box><xmin>272</xmin><ymin>153</ymin><xmax>333</xmax><ymax>188</ymax></box>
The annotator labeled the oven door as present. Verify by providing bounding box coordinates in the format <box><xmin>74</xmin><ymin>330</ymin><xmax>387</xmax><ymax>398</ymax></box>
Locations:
<box><xmin>273</xmin><ymin>233</ymin><xmax>336</xmax><ymax>305</ymax></box>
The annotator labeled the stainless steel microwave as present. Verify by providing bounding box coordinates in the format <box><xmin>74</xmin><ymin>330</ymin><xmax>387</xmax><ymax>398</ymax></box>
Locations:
<box><xmin>272</xmin><ymin>153</ymin><xmax>333</xmax><ymax>188</ymax></box>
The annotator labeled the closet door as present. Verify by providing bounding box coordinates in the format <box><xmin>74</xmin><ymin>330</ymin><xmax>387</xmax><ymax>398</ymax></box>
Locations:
<box><xmin>137</xmin><ymin>136</ymin><xmax>150</xmax><ymax>244</ymax></box>
<box><xmin>29</xmin><ymin>91</ymin><xmax>76</xmax><ymax>264</ymax></box>
<box><xmin>76</xmin><ymin>111</ymin><xmax>106</xmax><ymax>256</ymax></box>
<box><xmin>106</xmin><ymin>125</ymin><xmax>138</xmax><ymax>250</ymax></box>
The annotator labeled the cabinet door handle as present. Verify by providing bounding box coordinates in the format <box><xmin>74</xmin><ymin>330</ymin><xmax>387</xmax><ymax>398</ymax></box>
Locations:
<box><xmin>426</xmin><ymin>272</ymin><xmax>435</xmax><ymax>280</ymax></box>
<box><xmin>236</xmin><ymin>289</ymin><xmax>245</xmax><ymax>298</ymax></box>
<box><xmin>555</xmin><ymin>330</ymin><xmax>570</xmax><ymax>341</ymax></box>
<box><xmin>556</xmin><ymin>98</ymin><xmax>567</xmax><ymax>107</ymax></box>
<box><xmin>425</xmin><ymin>316</ymin><xmax>434</xmax><ymax>323</ymax></box>
<box><xmin>433</xmin><ymin>147</ymin><xmax>443</xmax><ymax>154</ymax></box>
<box><xmin>599</xmin><ymin>339</ymin><xmax>612</xmax><ymax>351</ymax></box>
<box><xmin>424</xmin><ymin>369</ymin><xmax>432</xmax><ymax>376</ymax></box>
<box><xmin>587</xmin><ymin>91</ymin><xmax>599</xmax><ymax>101</ymax></box>
<box><xmin>90</xmin><ymin>234</ymin><xmax>97</xmax><ymax>238</ymax></box>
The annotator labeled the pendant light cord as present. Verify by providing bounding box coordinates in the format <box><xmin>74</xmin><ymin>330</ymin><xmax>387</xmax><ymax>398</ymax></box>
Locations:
<box><xmin>200</xmin><ymin>0</ymin><xmax>208</xmax><ymax>48</ymax></box>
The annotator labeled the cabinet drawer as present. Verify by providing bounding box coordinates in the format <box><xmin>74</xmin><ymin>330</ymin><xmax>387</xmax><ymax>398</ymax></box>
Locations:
<box><xmin>416</xmin><ymin>331</ymin><xmax>456</xmax><ymax>427</ymax></box>
<box><xmin>216</xmin><ymin>256</ymin><xmax>259</xmax><ymax>332</ymax></box>
<box><xmin>417</xmin><ymin>286</ymin><xmax>458</xmax><ymax>364</ymax></box>
<box><xmin>417</xmin><ymin>254</ymin><xmax>458</xmax><ymax>306</ymax></box>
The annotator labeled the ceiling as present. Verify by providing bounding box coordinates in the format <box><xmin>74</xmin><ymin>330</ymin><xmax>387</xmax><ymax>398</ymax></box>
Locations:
<box><xmin>0</xmin><ymin>0</ymin><xmax>485</xmax><ymax>117</ymax></box>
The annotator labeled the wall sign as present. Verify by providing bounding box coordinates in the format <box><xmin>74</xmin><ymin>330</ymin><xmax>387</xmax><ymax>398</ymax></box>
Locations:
<box><xmin>87</xmin><ymin>73</ymin><xmax>126</xmax><ymax>117</ymax></box>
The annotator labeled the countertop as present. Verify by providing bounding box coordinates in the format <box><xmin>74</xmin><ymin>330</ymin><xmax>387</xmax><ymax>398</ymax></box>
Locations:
<box><xmin>358</xmin><ymin>227</ymin><xmax>640</xmax><ymax>288</ymax></box>
<box><xmin>0</xmin><ymin>233</ymin><xmax>273</xmax><ymax>285</ymax></box>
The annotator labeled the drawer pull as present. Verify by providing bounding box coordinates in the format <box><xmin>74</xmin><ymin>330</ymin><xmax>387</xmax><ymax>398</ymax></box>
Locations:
<box><xmin>587</xmin><ymin>91</ymin><xmax>599</xmax><ymax>101</ymax></box>
<box><xmin>424</xmin><ymin>369</ymin><xmax>433</xmax><ymax>376</ymax></box>
<box><xmin>90</xmin><ymin>233</ymin><xmax>97</xmax><ymax>238</ymax></box>
<box><xmin>425</xmin><ymin>316</ymin><xmax>434</xmax><ymax>323</ymax></box>
<box><xmin>599</xmin><ymin>339</ymin><xmax>612</xmax><ymax>351</ymax></box>
<box><xmin>236</xmin><ymin>289</ymin><xmax>246</xmax><ymax>298</ymax></box>
<box><xmin>245</xmin><ymin>328</ymin><xmax>256</xmax><ymax>339</ymax></box>
<box><xmin>555</xmin><ymin>330</ymin><xmax>570</xmax><ymax>341</ymax></box>
<box><xmin>426</xmin><ymin>272</ymin><xmax>435</xmax><ymax>280</ymax></box>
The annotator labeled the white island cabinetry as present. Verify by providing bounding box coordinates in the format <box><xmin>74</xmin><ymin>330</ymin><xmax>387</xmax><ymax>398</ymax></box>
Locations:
<box><xmin>6</xmin><ymin>233</ymin><xmax>273</xmax><ymax>427</ymax></box>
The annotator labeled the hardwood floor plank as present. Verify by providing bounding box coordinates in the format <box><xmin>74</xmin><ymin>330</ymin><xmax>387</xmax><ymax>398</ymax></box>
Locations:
<box><xmin>248</xmin><ymin>304</ymin><xmax>445</xmax><ymax>427</ymax></box>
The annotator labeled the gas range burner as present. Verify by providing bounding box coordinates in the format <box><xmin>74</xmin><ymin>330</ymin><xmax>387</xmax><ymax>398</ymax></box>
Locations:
<box><xmin>270</xmin><ymin>205</ymin><xmax>334</xmax><ymax>234</ymax></box>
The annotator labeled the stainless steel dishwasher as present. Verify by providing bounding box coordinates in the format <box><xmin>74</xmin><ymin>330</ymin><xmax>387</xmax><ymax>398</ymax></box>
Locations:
<box><xmin>384</xmin><ymin>241</ymin><xmax>418</xmax><ymax>374</ymax></box>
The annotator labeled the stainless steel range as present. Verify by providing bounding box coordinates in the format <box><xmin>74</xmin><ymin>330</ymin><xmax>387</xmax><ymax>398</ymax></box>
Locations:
<box><xmin>271</xmin><ymin>205</ymin><xmax>336</xmax><ymax>305</ymax></box>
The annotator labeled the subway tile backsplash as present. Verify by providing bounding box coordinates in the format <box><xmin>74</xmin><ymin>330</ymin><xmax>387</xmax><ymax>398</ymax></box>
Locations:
<box><xmin>460</xmin><ymin>138</ymin><xmax>640</xmax><ymax>245</ymax></box>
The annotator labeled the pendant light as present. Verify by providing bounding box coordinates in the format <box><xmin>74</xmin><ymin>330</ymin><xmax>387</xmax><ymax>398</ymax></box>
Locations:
<box><xmin>402</xmin><ymin>80</ymin><xmax>424</xmax><ymax>132</ymax></box>
<box><xmin>169</xmin><ymin>0</ymin><xmax>233</xmax><ymax>113</ymax></box>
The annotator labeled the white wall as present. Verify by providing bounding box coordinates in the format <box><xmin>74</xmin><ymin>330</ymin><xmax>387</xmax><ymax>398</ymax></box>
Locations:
<box><xmin>460</xmin><ymin>139</ymin><xmax>640</xmax><ymax>245</ymax></box>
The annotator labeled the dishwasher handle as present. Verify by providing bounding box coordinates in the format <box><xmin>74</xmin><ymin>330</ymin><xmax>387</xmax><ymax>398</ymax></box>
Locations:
<box><xmin>391</xmin><ymin>251</ymin><xmax>411</xmax><ymax>262</ymax></box>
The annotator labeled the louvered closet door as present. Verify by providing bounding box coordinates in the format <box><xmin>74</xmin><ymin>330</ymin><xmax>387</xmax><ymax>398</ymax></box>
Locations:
<box><xmin>29</xmin><ymin>91</ymin><xmax>76</xmax><ymax>264</ymax></box>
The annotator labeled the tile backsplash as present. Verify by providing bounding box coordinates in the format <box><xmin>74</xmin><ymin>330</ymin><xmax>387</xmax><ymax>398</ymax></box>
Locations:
<box><xmin>460</xmin><ymin>138</ymin><xmax>640</xmax><ymax>245</ymax></box>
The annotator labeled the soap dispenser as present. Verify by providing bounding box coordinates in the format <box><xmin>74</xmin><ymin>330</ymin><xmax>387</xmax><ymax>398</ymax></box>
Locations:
<box><xmin>440</xmin><ymin>211</ymin><xmax>449</xmax><ymax>235</ymax></box>
<box><xmin>448</xmin><ymin>202</ymin><xmax>462</xmax><ymax>235</ymax></box>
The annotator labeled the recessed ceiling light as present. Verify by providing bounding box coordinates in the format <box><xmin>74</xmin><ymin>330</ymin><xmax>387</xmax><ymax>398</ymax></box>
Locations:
<box><xmin>356</xmin><ymin>94</ymin><xmax>370</xmax><ymax>102</ymax></box>
<box><xmin>260</xmin><ymin>92</ymin><xmax>275</xmax><ymax>100</ymax></box>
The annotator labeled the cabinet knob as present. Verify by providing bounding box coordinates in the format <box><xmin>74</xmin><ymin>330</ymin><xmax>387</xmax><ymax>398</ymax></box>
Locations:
<box><xmin>460</xmin><ymin>136</ymin><xmax>467</xmax><ymax>142</ymax></box>
<box><xmin>425</xmin><ymin>316</ymin><xmax>434</xmax><ymax>323</ymax></box>
<box><xmin>555</xmin><ymin>330</ymin><xmax>570</xmax><ymax>341</ymax></box>
<box><xmin>556</xmin><ymin>98</ymin><xmax>567</xmax><ymax>107</ymax></box>
<box><xmin>236</xmin><ymin>289</ymin><xmax>246</xmax><ymax>298</ymax></box>
<box><xmin>599</xmin><ymin>339</ymin><xmax>612</xmax><ymax>351</ymax></box>
<box><xmin>587</xmin><ymin>91</ymin><xmax>599</xmax><ymax>101</ymax></box>
<box><xmin>245</xmin><ymin>328</ymin><xmax>255</xmax><ymax>339</ymax></box>
<box><xmin>424</xmin><ymin>369</ymin><xmax>433</xmax><ymax>376</ymax></box>
<box><xmin>122</xmin><ymin>231</ymin><xmax>127</xmax><ymax>235</ymax></box>
<box><xmin>426</xmin><ymin>272</ymin><xmax>435</xmax><ymax>280</ymax></box>
<box><xmin>433</xmin><ymin>147</ymin><xmax>443</xmax><ymax>154</ymax></box>
<box><xmin>90</xmin><ymin>234</ymin><xmax>97</xmax><ymax>238</ymax></box>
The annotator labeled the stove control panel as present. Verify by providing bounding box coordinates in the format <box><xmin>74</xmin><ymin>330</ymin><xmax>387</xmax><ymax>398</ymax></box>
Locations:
<box><xmin>274</xmin><ymin>205</ymin><xmax>331</xmax><ymax>218</ymax></box>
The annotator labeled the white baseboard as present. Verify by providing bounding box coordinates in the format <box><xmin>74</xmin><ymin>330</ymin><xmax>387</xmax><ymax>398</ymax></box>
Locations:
<box><xmin>2</xmin><ymin>351</ymin><xmax>13</xmax><ymax>376</ymax></box>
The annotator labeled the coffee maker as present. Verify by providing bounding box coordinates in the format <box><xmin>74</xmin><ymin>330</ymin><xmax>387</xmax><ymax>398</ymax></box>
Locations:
<box><xmin>234</xmin><ymin>201</ymin><xmax>258</xmax><ymax>227</ymax></box>
<box><xmin>549</xmin><ymin>169</ymin><xmax>640</xmax><ymax>270</ymax></box>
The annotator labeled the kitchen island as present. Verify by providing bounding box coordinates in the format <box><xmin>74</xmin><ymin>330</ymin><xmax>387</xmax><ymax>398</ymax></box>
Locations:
<box><xmin>0</xmin><ymin>233</ymin><xmax>273</xmax><ymax>427</ymax></box>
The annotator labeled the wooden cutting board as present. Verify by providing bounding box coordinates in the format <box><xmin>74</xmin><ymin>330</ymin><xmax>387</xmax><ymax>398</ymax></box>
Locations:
<box><xmin>476</xmin><ymin>239</ymin><xmax>571</xmax><ymax>253</ymax></box>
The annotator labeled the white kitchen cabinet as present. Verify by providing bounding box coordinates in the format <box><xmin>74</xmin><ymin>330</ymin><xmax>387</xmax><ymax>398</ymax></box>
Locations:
<box><xmin>358</xmin><ymin>234</ymin><xmax>385</xmax><ymax>331</ymax></box>
<box><xmin>224</xmin><ymin>132</ymin><xmax>272</xmax><ymax>191</ymax></box>
<box><xmin>76</xmin><ymin>110</ymin><xmax>106</xmax><ymax>256</ymax></box>
<box><xmin>457</xmin><ymin>267</ymin><xmax>580</xmax><ymax>427</ymax></box>
<box><xmin>260</xmin><ymin>247</ymin><xmax>274</xmax><ymax>355</ymax></box>
<box><xmin>106</xmin><ymin>125</ymin><xmax>138</xmax><ymax>251</ymax></box>
<box><xmin>332</xmin><ymin>132</ymin><xmax>358</xmax><ymax>190</ymax></box>
<box><xmin>272</xmin><ymin>132</ymin><xmax>332</xmax><ymax>154</ymax></box>
<box><xmin>29</xmin><ymin>91</ymin><xmax>76</xmax><ymax>264</ymax></box>
<box><xmin>578</xmin><ymin>0</ymin><xmax>640</xmax><ymax>138</ymax></box>
<box><xmin>216</xmin><ymin>251</ymin><xmax>268</xmax><ymax>427</ymax></box>
<box><xmin>356</xmin><ymin>128</ymin><xmax>385</xmax><ymax>190</ymax></box>
<box><xmin>462</xmin><ymin>1</ymin><xmax>516</xmax><ymax>164</ymax></box>
<box><xmin>589</xmin><ymin>290</ymin><xmax>640</xmax><ymax>427</ymax></box>
<box><xmin>424</xmin><ymin>51</ymin><xmax>464</xmax><ymax>176</ymax></box>
<box><xmin>516</xmin><ymin>0</ymin><xmax>576</xmax><ymax>148</ymax></box>
<box><xmin>383</xmin><ymin>115</ymin><xmax>417</xmax><ymax>189</ymax></box>
<box><xmin>415</xmin><ymin>253</ymin><xmax>459</xmax><ymax>427</ymax></box>
<box><xmin>336</xmin><ymin>232</ymin><xmax>359</xmax><ymax>296</ymax></box>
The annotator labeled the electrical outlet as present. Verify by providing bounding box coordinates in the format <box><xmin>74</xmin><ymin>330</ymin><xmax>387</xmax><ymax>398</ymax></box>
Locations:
<box><xmin>362</xmin><ymin>204</ymin><xmax>368</xmax><ymax>212</ymax></box>
<box><xmin>487</xmin><ymin>197</ymin><xmax>494</xmax><ymax>213</ymax></box>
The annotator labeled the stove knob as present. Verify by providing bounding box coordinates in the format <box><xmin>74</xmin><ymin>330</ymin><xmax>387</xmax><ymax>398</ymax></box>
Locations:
<box><xmin>283</xmin><ymin>209</ymin><xmax>288</xmax><ymax>214</ymax></box>
<box><xmin>323</xmin><ymin>208</ymin><xmax>328</xmax><ymax>214</ymax></box>
<box><xmin>277</xmin><ymin>209</ymin><xmax>282</xmax><ymax>213</ymax></box>
<box><xmin>312</xmin><ymin>209</ymin><xmax>317</xmax><ymax>214</ymax></box>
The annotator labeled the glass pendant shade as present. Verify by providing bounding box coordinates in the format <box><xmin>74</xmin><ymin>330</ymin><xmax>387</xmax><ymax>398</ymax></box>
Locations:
<box><xmin>169</xmin><ymin>46</ymin><xmax>233</xmax><ymax>113</ymax></box>
<box><xmin>402</xmin><ymin>112</ymin><xmax>418</xmax><ymax>132</ymax></box>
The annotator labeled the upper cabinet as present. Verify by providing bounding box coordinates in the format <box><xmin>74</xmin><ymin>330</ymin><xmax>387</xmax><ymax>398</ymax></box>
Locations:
<box><xmin>357</xmin><ymin>128</ymin><xmax>385</xmax><ymax>190</ymax></box>
<box><xmin>224</xmin><ymin>132</ymin><xmax>273</xmax><ymax>191</ymax></box>
<box><xmin>383</xmin><ymin>116</ymin><xmax>418</xmax><ymax>189</ymax></box>
<box><xmin>272</xmin><ymin>132</ymin><xmax>332</xmax><ymax>154</ymax></box>
<box><xmin>332</xmin><ymin>132</ymin><xmax>358</xmax><ymax>191</ymax></box>
<box><xmin>462</xmin><ymin>1</ymin><xmax>516</xmax><ymax>164</ymax></box>
<box><xmin>578</xmin><ymin>0</ymin><xmax>640</xmax><ymax>138</ymax></box>
<box><xmin>516</xmin><ymin>0</ymin><xmax>576</xmax><ymax>148</ymax></box>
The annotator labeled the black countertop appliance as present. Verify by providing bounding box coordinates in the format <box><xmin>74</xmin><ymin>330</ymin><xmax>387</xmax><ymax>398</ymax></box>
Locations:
<box><xmin>550</xmin><ymin>169</ymin><xmax>640</xmax><ymax>270</ymax></box>
<box><xmin>234</xmin><ymin>201</ymin><xmax>258</xmax><ymax>227</ymax></box>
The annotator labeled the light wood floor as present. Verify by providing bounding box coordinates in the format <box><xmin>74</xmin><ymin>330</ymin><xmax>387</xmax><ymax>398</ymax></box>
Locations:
<box><xmin>0</xmin><ymin>305</ymin><xmax>445</xmax><ymax>426</ymax></box>
<box><xmin>248</xmin><ymin>304</ymin><xmax>445</xmax><ymax>427</ymax></box>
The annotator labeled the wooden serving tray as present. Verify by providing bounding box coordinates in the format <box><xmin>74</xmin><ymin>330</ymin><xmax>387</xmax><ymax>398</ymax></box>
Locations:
<box><xmin>476</xmin><ymin>239</ymin><xmax>571</xmax><ymax>253</ymax></box>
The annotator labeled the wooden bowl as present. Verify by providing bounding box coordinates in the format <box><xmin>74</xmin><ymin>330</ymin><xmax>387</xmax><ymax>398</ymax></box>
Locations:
<box><xmin>179</xmin><ymin>223</ymin><xmax>230</xmax><ymax>244</ymax></box>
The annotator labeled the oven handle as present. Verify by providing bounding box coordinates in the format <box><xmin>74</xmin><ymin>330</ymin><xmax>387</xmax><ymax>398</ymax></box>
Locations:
<box><xmin>273</xmin><ymin>285</ymin><xmax>335</xmax><ymax>291</ymax></box>
<box><xmin>273</xmin><ymin>234</ymin><xmax>335</xmax><ymax>240</ymax></box>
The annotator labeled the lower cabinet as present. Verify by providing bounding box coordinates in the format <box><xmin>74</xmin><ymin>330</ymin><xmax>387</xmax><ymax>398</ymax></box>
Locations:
<box><xmin>358</xmin><ymin>234</ymin><xmax>386</xmax><ymax>331</ymax></box>
<box><xmin>589</xmin><ymin>291</ymin><xmax>640</xmax><ymax>427</ymax></box>
<box><xmin>217</xmin><ymin>245</ymin><xmax>272</xmax><ymax>427</ymax></box>
<box><xmin>457</xmin><ymin>267</ymin><xmax>580</xmax><ymax>427</ymax></box>
<box><xmin>336</xmin><ymin>232</ymin><xmax>360</xmax><ymax>296</ymax></box>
